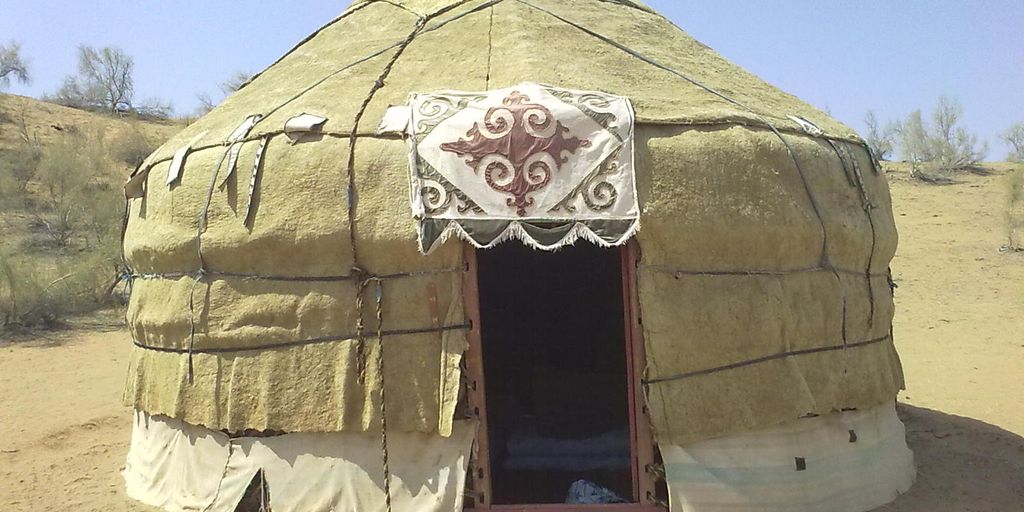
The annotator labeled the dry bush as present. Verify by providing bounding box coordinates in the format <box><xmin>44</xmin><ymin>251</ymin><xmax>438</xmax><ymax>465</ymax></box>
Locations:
<box><xmin>900</xmin><ymin>96</ymin><xmax>988</xmax><ymax>183</ymax></box>
<box><xmin>864</xmin><ymin>110</ymin><xmax>898</xmax><ymax>161</ymax></box>
<box><xmin>0</xmin><ymin>255</ymin><xmax>48</xmax><ymax>328</ymax></box>
<box><xmin>1006</xmin><ymin>168</ymin><xmax>1024</xmax><ymax>252</ymax></box>
<box><xmin>1</xmin><ymin>128</ymin><xmax>125</xmax><ymax>333</ymax></box>
<box><xmin>111</xmin><ymin>124</ymin><xmax>159</xmax><ymax>168</ymax></box>
<box><xmin>0</xmin><ymin>144</ymin><xmax>41</xmax><ymax>201</ymax></box>
<box><xmin>1003</xmin><ymin>123</ymin><xmax>1024</xmax><ymax>163</ymax></box>
<box><xmin>0</xmin><ymin>249</ymin><xmax>120</xmax><ymax>330</ymax></box>
<box><xmin>30</xmin><ymin>130</ymin><xmax>120</xmax><ymax>248</ymax></box>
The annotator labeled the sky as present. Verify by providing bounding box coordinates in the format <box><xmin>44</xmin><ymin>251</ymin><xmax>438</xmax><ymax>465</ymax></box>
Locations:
<box><xmin>1</xmin><ymin>0</ymin><xmax>1022</xmax><ymax>157</ymax></box>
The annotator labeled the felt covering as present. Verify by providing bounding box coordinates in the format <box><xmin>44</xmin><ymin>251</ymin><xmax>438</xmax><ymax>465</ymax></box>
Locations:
<box><xmin>122</xmin><ymin>0</ymin><xmax>905</xmax><ymax>445</ymax></box>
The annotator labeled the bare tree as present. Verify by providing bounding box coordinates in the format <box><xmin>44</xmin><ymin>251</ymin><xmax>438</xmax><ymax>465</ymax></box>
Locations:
<box><xmin>194</xmin><ymin>92</ymin><xmax>216</xmax><ymax>116</ymax></box>
<box><xmin>53</xmin><ymin>45</ymin><xmax>135</xmax><ymax>113</ymax></box>
<box><xmin>898</xmin><ymin>96</ymin><xmax>988</xmax><ymax>168</ymax></box>
<box><xmin>864</xmin><ymin>110</ymin><xmax>898</xmax><ymax>161</ymax></box>
<box><xmin>0</xmin><ymin>40</ymin><xmax>30</xmax><ymax>88</ymax></box>
<box><xmin>194</xmin><ymin>70</ymin><xmax>252</xmax><ymax>116</ymax></box>
<box><xmin>1002</xmin><ymin>123</ymin><xmax>1024</xmax><ymax>163</ymax></box>
<box><xmin>220</xmin><ymin>70</ymin><xmax>252</xmax><ymax>94</ymax></box>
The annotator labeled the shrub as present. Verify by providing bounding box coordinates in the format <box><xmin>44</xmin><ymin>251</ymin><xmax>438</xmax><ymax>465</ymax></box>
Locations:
<box><xmin>29</xmin><ymin>130</ymin><xmax>118</xmax><ymax>248</ymax></box>
<box><xmin>0</xmin><ymin>255</ymin><xmax>51</xmax><ymax>328</ymax></box>
<box><xmin>1006</xmin><ymin>169</ymin><xmax>1024</xmax><ymax>252</ymax></box>
<box><xmin>0</xmin><ymin>146</ymin><xmax>40</xmax><ymax>210</ymax></box>
<box><xmin>899</xmin><ymin>96</ymin><xmax>988</xmax><ymax>181</ymax></box>
<box><xmin>111</xmin><ymin>124</ymin><xmax>158</xmax><ymax>168</ymax></box>
<box><xmin>1002</xmin><ymin>123</ymin><xmax>1024</xmax><ymax>163</ymax></box>
<box><xmin>0</xmin><ymin>249</ymin><xmax>121</xmax><ymax>330</ymax></box>
<box><xmin>864</xmin><ymin>110</ymin><xmax>898</xmax><ymax>161</ymax></box>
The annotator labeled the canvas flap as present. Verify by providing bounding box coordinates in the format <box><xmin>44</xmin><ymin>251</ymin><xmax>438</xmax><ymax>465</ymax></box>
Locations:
<box><xmin>407</xmin><ymin>82</ymin><xmax>639</xmax><ymax>253</ymax></box>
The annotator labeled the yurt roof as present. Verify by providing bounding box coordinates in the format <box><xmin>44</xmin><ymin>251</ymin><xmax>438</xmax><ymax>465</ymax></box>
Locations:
<box><xmin>142</xmin><ymin>0</ymin><xmax>858</xmax><ymax>169</ymax></box>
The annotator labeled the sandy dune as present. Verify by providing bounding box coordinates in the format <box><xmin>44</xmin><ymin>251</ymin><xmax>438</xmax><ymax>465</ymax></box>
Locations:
<box><xmin>1</xmin><ymin>169</ymin><xmax>1022</xmax><ymax>511</ymax></box>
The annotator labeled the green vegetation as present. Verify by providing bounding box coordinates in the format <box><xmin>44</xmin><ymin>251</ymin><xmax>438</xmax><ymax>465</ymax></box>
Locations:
<box><xmin>866</xmin><ymin>96</ymin><xmax>997</xmax><ymax>183</ymax></box>
<box><xmin>0</xmin><ymin>97</ymin><xmax>169</xmax><ymax>333</ymax></box>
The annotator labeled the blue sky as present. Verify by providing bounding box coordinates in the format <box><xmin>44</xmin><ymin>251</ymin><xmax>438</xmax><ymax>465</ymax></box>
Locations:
<box><xmin>2</xmin><ymin>0</ymin><xmax>1021</xmax><ymax>157</ymax></box>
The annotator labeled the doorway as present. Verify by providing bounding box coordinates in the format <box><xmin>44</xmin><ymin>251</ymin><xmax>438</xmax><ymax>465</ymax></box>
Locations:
<box><xmin>474</xmin><ymin>243</ymin><xmax>632</xmax><ymax>505</ymax></box>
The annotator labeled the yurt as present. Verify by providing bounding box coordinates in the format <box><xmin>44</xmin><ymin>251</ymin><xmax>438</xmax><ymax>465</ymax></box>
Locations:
<box><xmin>119</xmin><ymin>1</ymin><xmax>915</xmax><ymax>511</ymax></box>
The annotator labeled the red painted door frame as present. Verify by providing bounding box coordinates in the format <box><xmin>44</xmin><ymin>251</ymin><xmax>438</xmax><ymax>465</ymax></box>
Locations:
<box><xmin>462</xmin><ymin>241</ymin><xmax>664</xmax><ymax>512</ymax></box>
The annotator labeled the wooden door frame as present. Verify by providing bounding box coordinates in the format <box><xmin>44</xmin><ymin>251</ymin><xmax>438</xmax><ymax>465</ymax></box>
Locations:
<box><xmin>462</xmin><ymin>241</ymin><xmax>664</xmax><ymax>512</ymax></box>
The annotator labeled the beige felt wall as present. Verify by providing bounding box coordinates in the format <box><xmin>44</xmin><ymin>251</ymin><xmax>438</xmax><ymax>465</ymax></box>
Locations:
<box><xmin>634</xmin><ymin>125</ymin><xmax>902</xmax><ymax>445</ymax></box>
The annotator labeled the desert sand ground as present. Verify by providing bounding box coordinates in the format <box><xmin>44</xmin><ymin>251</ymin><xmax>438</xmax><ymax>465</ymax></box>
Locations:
<box><xmin>1</xmin><ymin>169</ymin><xmax>1022</xmax><ymax>511</ymax></box>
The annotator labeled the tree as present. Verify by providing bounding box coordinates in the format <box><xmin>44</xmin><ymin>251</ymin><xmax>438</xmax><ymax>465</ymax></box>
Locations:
<box><xmin>0</xmin><ymin>40</ymin><xmax>30</xmax><ymax>88</ymax></box>
<box><xmin>864</xmin><ymin>110</ymin><xmax>898</xmax><ymax>161</ymax></box>
<box><xmin>195</xmin><ymin>92</ymin><xmax>216</xmax><ymax>116</ymax></box>
<box><xmin>194</xmin><ymin>70</ymin><xmax>252</xmax><ymax>116</ymax></box>
<box><xmin>898</xmin><ymin>96</ymin><xmax>988</xmax><ymax>168</ymax></box>
<box><xmin>1002</xmin><ymin>123</ymin><xmax>1024</xmax><ymax>163</ymax></box>
<box><xmin>220</xmin><ymin>70</ymin><xmax>252</xmax><ymax>94</ymax></box>
<box><xmin>53</xmin><ymin>45</ymin><xmax>135</xmax><ymax>113</ymax></box>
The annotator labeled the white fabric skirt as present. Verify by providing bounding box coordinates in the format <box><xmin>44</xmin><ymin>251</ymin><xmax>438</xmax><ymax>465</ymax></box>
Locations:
<box><xmin>123</xmin><ymin>411</ymin><xmax>477</xmax><ymax>512</ymax></box>
<box><xmin>661</xmin><ymin>403</ymin><xmax>915</xmax><ymax>512</ymax></box>
<box><xmin>124</xmin><ymin>403</ymin><xmax>912</xmax><ymax>512</ymax></box>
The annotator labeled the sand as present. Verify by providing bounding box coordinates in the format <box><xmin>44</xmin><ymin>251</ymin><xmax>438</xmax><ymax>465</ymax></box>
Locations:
<box><xmin>1</xmin><ymin>168</ymin><xmax>1022</xmax><ymax>511</ymax></box>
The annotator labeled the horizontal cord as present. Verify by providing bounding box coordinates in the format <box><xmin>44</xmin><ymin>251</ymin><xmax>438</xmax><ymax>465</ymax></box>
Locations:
<box><xmin>132</xmin><ymin>322</ymin><xmax>471</xmax><ymax>354</ymax></box>
<box><xmin>128</xmin><ymin>265</ymin><xmax>465</xmax><ymax>283</ymax></box>
<box><xmin>642</xmin><ymin>264</ymin><xmax>888</xmax><ymax>279</ymax></box>
<box><xmin>644</xmin><ymin>334</ymin><xmax>891</xmax><ymax>385</ymax></box>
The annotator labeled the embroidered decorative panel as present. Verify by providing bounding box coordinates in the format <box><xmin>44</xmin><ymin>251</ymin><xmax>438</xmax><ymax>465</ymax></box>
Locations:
<box><xmin>407</xmin><ymin>83</ymin><xmax>638</xmax><ymax>254</ymax></box>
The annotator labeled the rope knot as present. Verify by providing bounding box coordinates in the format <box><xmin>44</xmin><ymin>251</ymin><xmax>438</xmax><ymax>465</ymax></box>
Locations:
<box><xmin>351</xmin><ymin>266</ymin><xmax>370</xmax><ymax>283</ymax></box>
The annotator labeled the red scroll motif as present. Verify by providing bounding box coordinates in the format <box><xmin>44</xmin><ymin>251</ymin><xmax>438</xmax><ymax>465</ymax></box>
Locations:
<box><xmin>441</xmin><ymin>91</ymin><xmax>590</xmax><ymax>216</ymax></box>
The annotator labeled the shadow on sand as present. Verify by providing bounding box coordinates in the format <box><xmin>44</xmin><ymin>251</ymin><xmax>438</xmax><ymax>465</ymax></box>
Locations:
<box><xmin>876</xmin><ymin>403</ymin><xmax>1024</xmax><ymax>512</ymax></box>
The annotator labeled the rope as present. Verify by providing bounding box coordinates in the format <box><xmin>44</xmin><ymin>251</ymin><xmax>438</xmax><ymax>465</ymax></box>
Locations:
<box><xmin>332</xmin><ymin>7</ymin><xmax>489</xmax><ymax>508</ymax></box>
<box><xmin>131</xmin><ymin>322</ymin><xmax>471</xmax><ymax>354</ymax></box>
<box><xmin>354</xmin><ymin>273</ymin><xmax>372</xmax><ymax>385</ymax></box>
<box><xmin>251</xmin><ymin>0</ymin><xmax>495</xmax><ymax>143</ymax></box>
<box><xmin>644</xmin><ymin>334</ymin><xmax>892</xmax><ymax>385</ymax></box>
<box><xmin>372</xmin><ymin>279</ymin><xmax>394</xmax><ymax>512</ymax></box>
<box><xmin>344</xmin><ymin>2</ymin><xmax>481</xmax><ymax>387</ymax></box>
<box><xmin>644</xmin><ymin>264</ymin><xmax>888</xmax><ymax>279</ymax></box>
<box><xmin>118</xmin><ymin>162</ymin><xmax>147</xmax><ymax>349</ymax></box>
<box><xmin>338</xmin><ymin>12</ymin><xmax>436</xmax><ymax>508</ymax></box>
<box><xmin>825</xmin><ymin>139</ymin><xmax>881</xmax><ymax>330</ymax></box>
<box><xmin>185</xmin><ymin>143</ymin><xmax>236</xmax><ymax>383</ymax></box>
<box><xmin>128</xmin><ymin>266</ymin><xmax>465</xmax><ymax>283</ymax></box>
<box><xmin>136</xmin><ymin>117</ymin><xmax>867</xmax><ymax>175</ymax></box>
